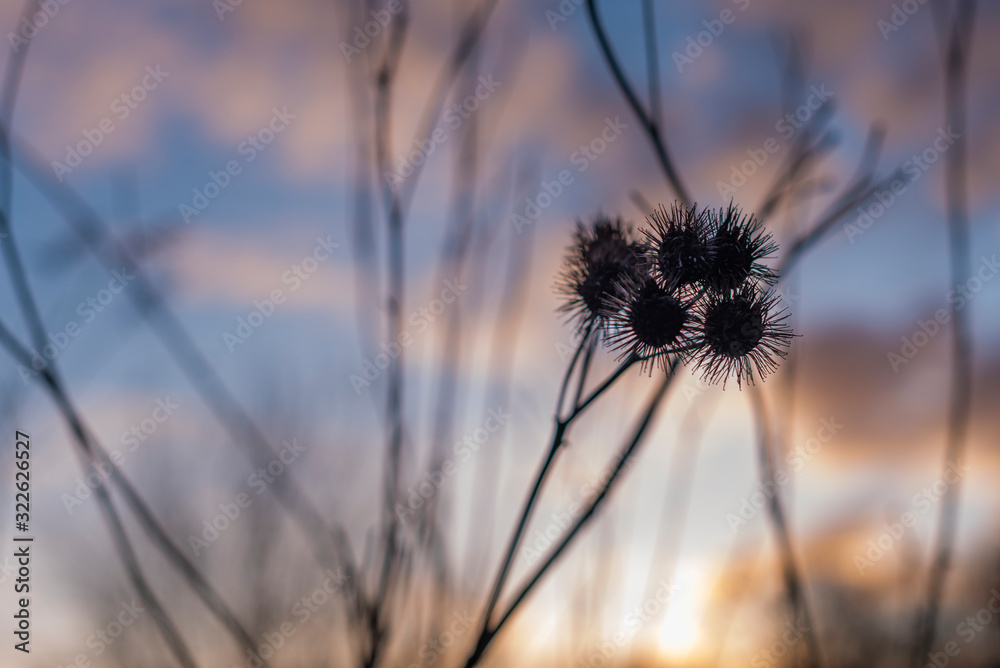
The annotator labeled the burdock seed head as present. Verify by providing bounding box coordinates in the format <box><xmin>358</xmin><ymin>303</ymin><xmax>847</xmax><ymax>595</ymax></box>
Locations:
<box><xmin>554</xmin><ymin>202</ymin><xmax>794</xmax><ymax>389</ymax></box>
<box><xmin>703</xmin><ymin>203</ymin><xmax>778</xmax><ymax>294</ymax></box>
<box><xmin>642</xmin><ymin>202</ymin><xmax>716</xmax><ymax>291</ymax></box>
<box><xmin>556</xmin><ymin>214</ymin><xmax>643</xmax><ymax>333</ymax></box>
<box><xmin>694</xmin><ymin>286</ymin><xmax>793</xmax><ymax>388</ymax></box>
<box><xmin>604</xmin><ymin>275</ymin><xmax>698</xmax><ymax>372</ymax></box>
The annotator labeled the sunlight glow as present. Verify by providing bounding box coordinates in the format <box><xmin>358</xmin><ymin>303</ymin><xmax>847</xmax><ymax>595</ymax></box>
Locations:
<box><xmin>657</xmin><ymin>563</ymin><xmax>706</xmax><ymax>659</ymax></box>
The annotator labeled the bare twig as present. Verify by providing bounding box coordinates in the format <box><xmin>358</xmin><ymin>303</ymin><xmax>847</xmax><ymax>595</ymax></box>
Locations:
<box><xmin>641</xmin><ymin>0</ymin><xmax>662</xmax><ymax>130</ymax></box>
<box><xmin>6</xmin><ymin>133</ymin><xmax>359</xmax><ymax>587</ymax></box>
<box><xmin>912</xmin><ymin>2</ymin><xmax>976</xmax><ymax>663</ymax></box>
<box><xmin>0</xmin><ymin>3</ymin><xmax>201</xmax><ymax>665</ymax></box>
<box><xmin>0</xmin><ymin>323</ymin><xmax>217</xmax><ymax>668</ymax></box>
<box><xmin>749</xmin><ymin>388</ymin><xmax>822</xmax><ymax>668</ymax></box>
<box><xmin>466</xmin><ymin>330</ymin><xmax>594</xmax><ymax>664</ymax></box>
<box><xmin>465</xmin><ymin>361</ymin><xmax>679</xmax><ymax>667</ymax></box>
<box><xmin>585</xmin><ymin>0</ymin><xmax>691</xmax><ymax>207</ymax></box>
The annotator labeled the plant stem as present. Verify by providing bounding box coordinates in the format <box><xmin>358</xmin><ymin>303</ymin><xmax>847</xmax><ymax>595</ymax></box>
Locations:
<box><xmin>464</xmin><ymin>362</ymin><xmax>678</xmax><ymax>667</ymax></box>
<box><xmin>912</xmin><ymin>2</ymin><xmax>976</xmax><ymax>663</ymax></box>
<box><xmin>750</xmin><ymin>388</ymin><xmax>821</xmax><ymax>668</ymax></box>
<box><xmin>585</xmin><ymin>0</ymin><xmax>691</xmax><ymax>207</ymax></box>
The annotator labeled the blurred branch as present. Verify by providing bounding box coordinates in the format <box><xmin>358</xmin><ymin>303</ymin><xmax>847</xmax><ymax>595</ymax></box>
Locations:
<box><xmin>5</xmin><ymin>133</ymin><xmax>360</xmax><ymax>594</ymax></box>
<box><xmin>642</xmin><ymin>0</ymin><xmax>662</xmax><ymax>130</ymax></box>
<box><xmin>465</xmin><ymin>322</ymin><xmax>596</xmax><ymax>667</ymax></box>
<box><xmin>466</xmin><ymin>361</ymin><xmax>678</xmax><ymax>667</ymax></box>
<box><xmin>424</xmin><ymin>47</ymin><xmax>484</xmax><ymax>555</ymax></box>
<box><xmin>0</xmin><ymin>3</ymin><xmax>202</xmax><ymax>666</ymax></box>
<box><xmin>465</xmin><ymin>157</ymin><xmax>538</xmax><ymax>586</ymax></box>
<box><xmin>586</xmin><ymin>0</ymin><xmax>691</xmax><ymax>207</ymax></box>
<box><xmin>750</xmin><ymin>388</ymin><xmax>822</xmax><ymax>668</ymax></box>
<box><xmin>369</xmin><ymin>7</ymin><xmax>411</xmax><ymax>663</ymax></box>
<box><xmin>394</xmin><ymin>0</ymin><xmax>501</xmax><ymax>215</ymax></box>
<box><xmin>777</xmin><ymin>143</ymin><xmax>899</xmax><ymax>277</ymax></box>
<box><xmin>0</xmin><ymin>323</ymin><xmax>211</xmax><ymax>668</ymax></box>
<box><xmin>344</xmin><ymin>0</ymin><xmax>382</xmax><ymax>381</ymax></box>
<box><xmin>0</xmin><ymin>0</ymin><xmax>47</xmax><ymax>354</ymax></box>
<box><xmin>756</xmin><ymin>101</ymin><xmax>838</xmax><ymax>221</ymax></box>
<box><xmin>629</xmin><ymin>189</ymin><xmax>654</xmax><ymax>217</ymax></box>
<box><xmin>628</xmin><ymin>390</ymin><xmax>719</xmax><ymax>662</ymax></box>
<box><xmin>912</xmin><ymin>1</ymin><xmax>977</xmax><ymax>663</ymax></box>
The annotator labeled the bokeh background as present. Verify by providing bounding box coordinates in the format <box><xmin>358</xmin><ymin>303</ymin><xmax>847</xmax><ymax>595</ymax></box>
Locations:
<box><xmin>0</xmin><ymin>0</ymin><xmax>999</xmax><ymax>666</ymax></box>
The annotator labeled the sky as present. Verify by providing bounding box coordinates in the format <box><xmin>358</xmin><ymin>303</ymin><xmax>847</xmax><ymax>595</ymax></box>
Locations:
<box><xmin>1</xmin><ymin>0</ymin><xmax>999</xmax><ymax>666</ymax></box>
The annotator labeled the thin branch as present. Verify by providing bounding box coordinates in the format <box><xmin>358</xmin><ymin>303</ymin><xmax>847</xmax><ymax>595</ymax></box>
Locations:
<box><xmin>468</xmin><ymin>336</ymin><xmax>588</xmax><ymax>661</ymax></box>
<box><xmin>912</xmin><ymin>1</ymin><xmax>976</xmax><ymax>663</ymax></box>
<box><xmin>466</xmin><ymin>362</ymin><xmax>678</xmax><ymax>667</ymax></box>
<box><xmin>749</xmin><ymin>388</ymin><xmax>821</xmax><ymax>668</ymax></box>
<box><xmin>0</xmin><ymin>4</ymin><xmax>200</xmax><ymax>665</ymax></box>
<box><xmin>642</xmin><ymin>0</ymin><xmax>662</xmax><ymax>130</ymax></box>
<box><xmin>464</xmin><ymin>158</ymin><xmax>538</xmax><ymax>587</ymax></box>
<box><xmin>5</xmin><ymin>133</ymin><xmax>359</xmax><ymax>590</ymax></box>
<box><xmin>394</xmin><ymin>0</ymin><xmax>502</xmax><ymax>215</ymax></box>
<box><xmin>570</xmin><ymin>330</ymin><xmax>599</xmax><ymax>410</ymax></box>
<box><xmin>0</xmin><ymin>323</ymin><xmax>201</xmax><ymax>668</ymax></box>
<box><xmin>586</xmin><ymin>0</ymin><xmax>691</xmax><ymax>206</ymax></box>
<box><xmin>0</xmin><ymin>0</ymin><xmax>47</xmax><ymax>354</ymax></box>
<box><xmin>778</xmin><ymin>166</ymin><xmax>902</xmax><ymax>277</ymax></box>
